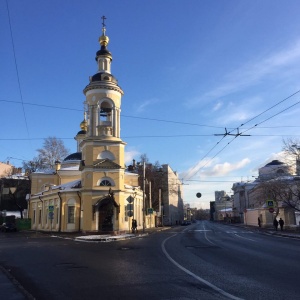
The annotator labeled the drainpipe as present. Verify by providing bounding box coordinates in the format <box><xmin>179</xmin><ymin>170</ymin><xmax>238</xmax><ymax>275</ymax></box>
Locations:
<box><xmin>38</xmin><ymin>196</ymin><xmax>43</xmax><ymax>228</ymax></box>
<box><xmin>57</xmin><ymin>192</ymin><xmax>62</xmax><ymax>232</ymax></box>
<box><xmin>77</xmin><ymin>191</ymin><xmax>82</xmax><ymax>232</ymax></box>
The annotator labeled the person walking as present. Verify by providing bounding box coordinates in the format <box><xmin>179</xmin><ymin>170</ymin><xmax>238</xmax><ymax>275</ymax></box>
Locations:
<box><xmin>131</xmin><ymin>219</ymin><xmax>137</xmax><ymax>233</ymax></box>
<box><xmin>279</xmin><ymin>218</ymin><xmax>284</xmax><ymax>231</ymax></box>
<box><xmin>273</xmin><ymin>218</ymin><xmax>279</xmax><ymax>231</ymax></box>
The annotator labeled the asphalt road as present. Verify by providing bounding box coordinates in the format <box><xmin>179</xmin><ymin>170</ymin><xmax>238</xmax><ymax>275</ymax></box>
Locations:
<box><xmin>0</xmin><ymin>221</ymin><xmax>299</xmax><ymax>300</ymax></box>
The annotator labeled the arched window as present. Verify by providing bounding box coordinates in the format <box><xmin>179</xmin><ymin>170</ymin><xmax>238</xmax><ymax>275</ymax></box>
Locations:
<box><xmin>97</xmin><ymin>177</ymin><xmax>115</xmax><ymax>186</ymax></box>
<box><xmin>97</xmin><ymin>150</ymin><xmax>115</xmax><ymax>160</ymax></box>
<box><xmin>67</xmin><ymin>199</ymin><xmax>76</xmax><ymax>224</ymax></box>
<box><xmin>100</xmin><ymin>180</ymin><xmax>112</xmax><ymax>186</ymax></box>
<box><xmin>99</xmin><ymin>101</ymin><xmax>112</xmax><ymax>122</ymax></box>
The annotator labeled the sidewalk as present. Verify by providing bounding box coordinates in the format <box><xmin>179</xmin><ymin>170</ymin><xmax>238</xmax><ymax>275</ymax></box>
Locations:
<box><xmin>229</xmin><ymin>222</ymin><xmax>300</xmax><ymax>239</ymax></box>
<box><xmin>0</xmin><ymin>265</ymin><xmax>34</xmax><ymax>300</ymax></box>
<box><xmin>53</xmin><ymin>226</ymin><xmax>171</xmax><ymax>242</ymax></box>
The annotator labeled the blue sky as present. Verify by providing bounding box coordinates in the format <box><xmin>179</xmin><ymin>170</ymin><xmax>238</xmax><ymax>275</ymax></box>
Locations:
<box><xmin>2</xmin><ymin>0</ymin><xmax>300</xmax><ymax>208</ymax></box>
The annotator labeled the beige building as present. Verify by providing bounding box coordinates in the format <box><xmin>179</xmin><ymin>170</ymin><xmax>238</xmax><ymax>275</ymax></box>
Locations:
<box><xmin>232</xmin><ymin>160</ymin><xmax>298</xmax><ymax>228</ymax></box>
<box><xmin>160</xmin><ymin>164</ymin><xmax>184</xmax><ymax>225</ymax></box>
<box><xmin>29</xmin><ymin>22</ymin><xmax>147</xmax><ymax>233</ymax></box>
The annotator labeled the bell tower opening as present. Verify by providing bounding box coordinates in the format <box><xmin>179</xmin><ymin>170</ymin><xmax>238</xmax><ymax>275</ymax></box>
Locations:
<box><xmin>98</xmin><ymin>101</ymin><xmax>113</xmax><ymax>137</ymax></box>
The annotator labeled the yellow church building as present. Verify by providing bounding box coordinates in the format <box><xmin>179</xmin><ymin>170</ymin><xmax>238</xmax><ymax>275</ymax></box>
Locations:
<box><xmin>29</xmin><ymin>20</ymin><xmax>146</xmax><ymax>234</ymax></box>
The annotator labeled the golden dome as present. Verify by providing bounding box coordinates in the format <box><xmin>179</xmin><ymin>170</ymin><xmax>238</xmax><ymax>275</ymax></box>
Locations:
<box><xmin>99</xmin><ymin>33</ymin><xmax>109</xmax><ymax>47</ymax></box>
<box><xmin>80</xmin><ymin>119</ymin><xmax>87</xmax><ymax>131</ymax></box>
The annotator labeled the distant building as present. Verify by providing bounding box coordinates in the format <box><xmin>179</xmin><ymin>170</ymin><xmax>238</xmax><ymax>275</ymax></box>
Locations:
<box><xmin>0</xmin><ymin>161</ymin><xmax>22</xmax><ymax>178</ymax></box>
<box><xmin>212</xmin><ymin>190</ymin><xmax>233</xmax><ymax>221</ymax></box>
<box><xmin>232</xmin><ymin>160</ymin><xmax>298</xmax><ymax>228</ymax></box>
<box><xmin>160</xmin><ymin>164</ymin><xmax>184</xmax><ymax>226</ymax></box>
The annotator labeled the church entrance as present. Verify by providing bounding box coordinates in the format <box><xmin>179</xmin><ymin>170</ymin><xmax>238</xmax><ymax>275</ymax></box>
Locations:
<box><xmin>98</xmin><ymin>198</ymin><xmax>114</xmax><ymax>231</ymax></box>
<box><xmin>95</xmin><ymin>193</ymin><xmax>119</xmax><ymax>232</ymax></box>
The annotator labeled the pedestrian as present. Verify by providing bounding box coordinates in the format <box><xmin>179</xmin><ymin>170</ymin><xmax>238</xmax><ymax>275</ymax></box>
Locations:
<box><xmin>131</xmin><ymin>219</ymin><xmax>137</xmax><ymax>233</ymax></box>
<box><xmin>273</xmin><ymin>218</ymin><xmax>279</xmax><ymax>231</ymax></box>
<box><xmin>258</xmin><ymin>217</ymin><xmax>261</xmax><ymax>227</ymax></box>
<box><xmin>279</xmin><ymin>218</ymin><xmax>284</xmax><ymax>231</ymax></box>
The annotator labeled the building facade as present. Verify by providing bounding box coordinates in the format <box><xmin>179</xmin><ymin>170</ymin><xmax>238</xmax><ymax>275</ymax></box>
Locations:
<box><xmin>160</xmin><ymin>164</ymin><xmax>184</xmax><ymax>225</ymax></box>
<box><xmin>231</xmin><ymin>160</ymin><xmax>298</xmax><ymax>228</ymax></box>
<box><xmin>29</xmin><ymin>21</ymin><xmax>145</xmax><ymax>233</ymax></box>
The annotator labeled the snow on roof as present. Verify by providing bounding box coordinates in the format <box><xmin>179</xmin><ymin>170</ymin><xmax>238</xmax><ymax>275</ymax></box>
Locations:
<box><xmin>31</xmin><ymin>179</ymin><xmax>81</xmax><ymax>197</ymax></box>
<box><xmin>60</xmin><ymin>166</ymin><xmax>80</xmax><ymax>171</ymax></box>
<box><xmin>125</xmin><ymin>171</ymin><xmax>138</xmax><ymax>176</ymax></box>
<box><xmin>52</xmin><ymin>179</ymin><xmax>81</xmax><ymax>191</ymax></box>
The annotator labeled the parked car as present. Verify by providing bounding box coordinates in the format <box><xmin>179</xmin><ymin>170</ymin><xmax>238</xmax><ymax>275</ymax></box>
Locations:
<box><xmin>181</xmin><ymin>221</ymin><xmax>191</xmax><ymax>226</ymax></box>
<box><xmin>0</xmin><ymin>223</ymin><xmax>17</xmax><ymax>232</ymax></box>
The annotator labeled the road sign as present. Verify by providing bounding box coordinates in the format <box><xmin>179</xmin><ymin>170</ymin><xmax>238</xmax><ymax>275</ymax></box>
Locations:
<box><xmin>196</xmin><ymin>193</ymin><xmax>202</xmax><ymax>198</ymax></box>
<box><xmin>269</xmin><ymin>208</ymin><xmax>274</xmax><ymax>213</ymax></box>
<box><xmin>49</xmin><ymin>205</ymin><xmax>54</xmax><ymax>212</ymax></box>
<box><xmin>127</xmin><ymin>203</ymin><xmax>134</xmax><ymax>217</ymax></box>
<box><xmin>127</xmin><ymin>196</ymin><xmax>134</xmax><ymax>204</ymax></box>
<box><xmin>127</xmin><ymin>211</ymin><xmax>133</xmax><ymax>217</ymax></box>
<box><xmin>49</xmin><ymin>212</ymin><xmax>54</xmax><ymax>219</ymax></box>
<box><xmin>266</xmin><ymin>200</ymin><xmax>274</xmax><ymax>208</ymax></box>
<box><xmin>147</xmin><ymin>208</ymin><xmax>153</xmax><ymax>215</ymax></box>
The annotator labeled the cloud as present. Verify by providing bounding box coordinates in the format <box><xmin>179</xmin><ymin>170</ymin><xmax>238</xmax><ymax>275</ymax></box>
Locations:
<box><xmin>180</xmin><ymin>157</ymin><xmax>215</xmax><ymax>180</ymax></box>
<box><xmin>180</xmin><ymin>157</ymin><xmax>251</xmax><ymax>180</ymax></box>
<box><xmin>201</xmin><ymin>158</ymin><xmax>251</xmax><ymax>177</ymax></box>
<box><xmin>213</xmin><ymin>101</ymin><xmax>223</xmax><ymax>111</ymax></box>
<box><xmin>136</xmin><ymin>98</ymin><xmax>159</xmax><ymax>113</ymax></box>
<box><xmin>125</xmin><ymin>148</ymin><xmax>140</xmax><ymax>165</ymax></box>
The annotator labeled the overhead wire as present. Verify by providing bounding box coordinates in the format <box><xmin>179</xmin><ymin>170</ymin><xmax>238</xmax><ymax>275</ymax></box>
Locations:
<box><xmin>5</xmin><ymin>0</ymin><xmax>31</xmax><ymax>145</ymax></box>
<box><xmin>2</xmin><ymin>98</ymin><xmax>300</xmax><ymax>135</ymax></box>
<box><xmin>181</xmin><ymin>90</ymin><xmax>300</xmax><ymax>182</ymax></box>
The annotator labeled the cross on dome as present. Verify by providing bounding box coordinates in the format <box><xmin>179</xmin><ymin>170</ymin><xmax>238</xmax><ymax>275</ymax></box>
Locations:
<box><xmin>101</xmin><ymin>15</ymin><xmax>107</xmax><ymax>35</ymax></box>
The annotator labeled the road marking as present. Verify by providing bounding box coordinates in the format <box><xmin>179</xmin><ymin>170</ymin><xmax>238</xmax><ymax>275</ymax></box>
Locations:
<box><xmin>190</xmin><ymin>229</ymin><xmax>212</xmax><ymax>232</ymax></box>
<box><xmin>161</xmin><ymin>234</ymin><xmax>244</xmax><ymax>300</ymax></box>
<box><xmin>234</xmin><ymin>234</ymin><xmax>256</xmax><ymax>242</ymax></box>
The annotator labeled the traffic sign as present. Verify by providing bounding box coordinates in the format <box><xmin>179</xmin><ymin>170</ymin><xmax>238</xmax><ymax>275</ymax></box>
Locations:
<box><xmin>127</xmin><ymin>211</ymin><xmax>133</xmax><ymax>217</ymax></box>
<box><xmin>147</xmin><ymin>208</ymin><xmax>153</xmax><ymax>215</ymax></box>
<box><xmin>127</xmin><ymin>196</ymin><xmax>134</xmax><ymax>204</ymax></box>
<box><xmin>266</xmin><ymin>200</ymin><xmax>274</xmax><ymax>208</ymax></box>
<box><xmin>269</xmin><ymin>208</ymin><xmax>274</xmax><ymax>213</ymax></box>
<box><xmin>49</xmin><ymin>205</ymin><xmax>54</xmax><ymax>212</ymax></box>
<box><xmin>49</xmin><ymin>212</ymin><xmax>54</xmax><ymax>219</ymax></box>
<box><xmin>196</xmin><ymin>193</ymin><xmax>202</xmax><ymax>198</ymax></box>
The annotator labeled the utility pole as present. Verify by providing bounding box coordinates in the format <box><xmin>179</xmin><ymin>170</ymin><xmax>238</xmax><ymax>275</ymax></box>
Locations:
<box><xmin>142</xmin><ymin>161</ymin><xmax>146</xmax><ymax>233</ymax></box>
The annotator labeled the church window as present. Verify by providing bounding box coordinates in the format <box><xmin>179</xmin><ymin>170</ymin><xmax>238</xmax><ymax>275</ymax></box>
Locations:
<box><xmin>67</xmin><ymin>199</ymin><xmax>76</xmax><ymax>224</ymax></box>
<box><xmin>97</xmin><ymin>150</ymin><xmax>115</xmax><ymax>160</ymax></box>
<box><xmin>68</xmin><ymin>206</ymin><xmax>75</xmax><ymax>223</ymax></box>
<box><xmin>56</xmin><ymin>207</ymin><xmax>59</xmax><ymax>224</ymax></box>
<box><xmin>100</xmin><ymin>180</ymin><xmax>112</xmax><ymax>186</ymax></box>
<box><xmin>38</xmin><ymin>210</ymin><xmax>42</xmax><ymax>224</ymax></box>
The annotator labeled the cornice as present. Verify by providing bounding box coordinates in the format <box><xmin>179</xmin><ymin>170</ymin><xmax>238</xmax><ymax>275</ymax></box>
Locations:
<box><xmin>83</xmin><ymin>83</ymin><xmax>124</xmax><ymax>95</ymax></box>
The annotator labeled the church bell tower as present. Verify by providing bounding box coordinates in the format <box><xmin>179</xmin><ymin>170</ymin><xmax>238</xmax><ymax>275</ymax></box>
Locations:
<box><xmin>80</xmin><ymin>17</ymin><xmax>126</xmax><ymax>224</ymax></box>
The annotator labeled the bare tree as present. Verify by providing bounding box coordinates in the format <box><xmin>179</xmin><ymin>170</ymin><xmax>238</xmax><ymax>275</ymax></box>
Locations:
<box><xmin>23</xmin><ymin>137</ymin><xmax>70</xmax><ymax>172</ymax></box>
<box><xmin>23</xmin><ymin>157</ymin><xmax>44</xmax><ymax>174</ymax></box>
<box><xmin>252</xmin><ymin>179</ymin><xmax>300</xmax><ymax>216</ymax></box>
<box><xmin>282</xmin><ymin>137</ymin><xmax>300</xmax><ymax>175</ymax></box>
